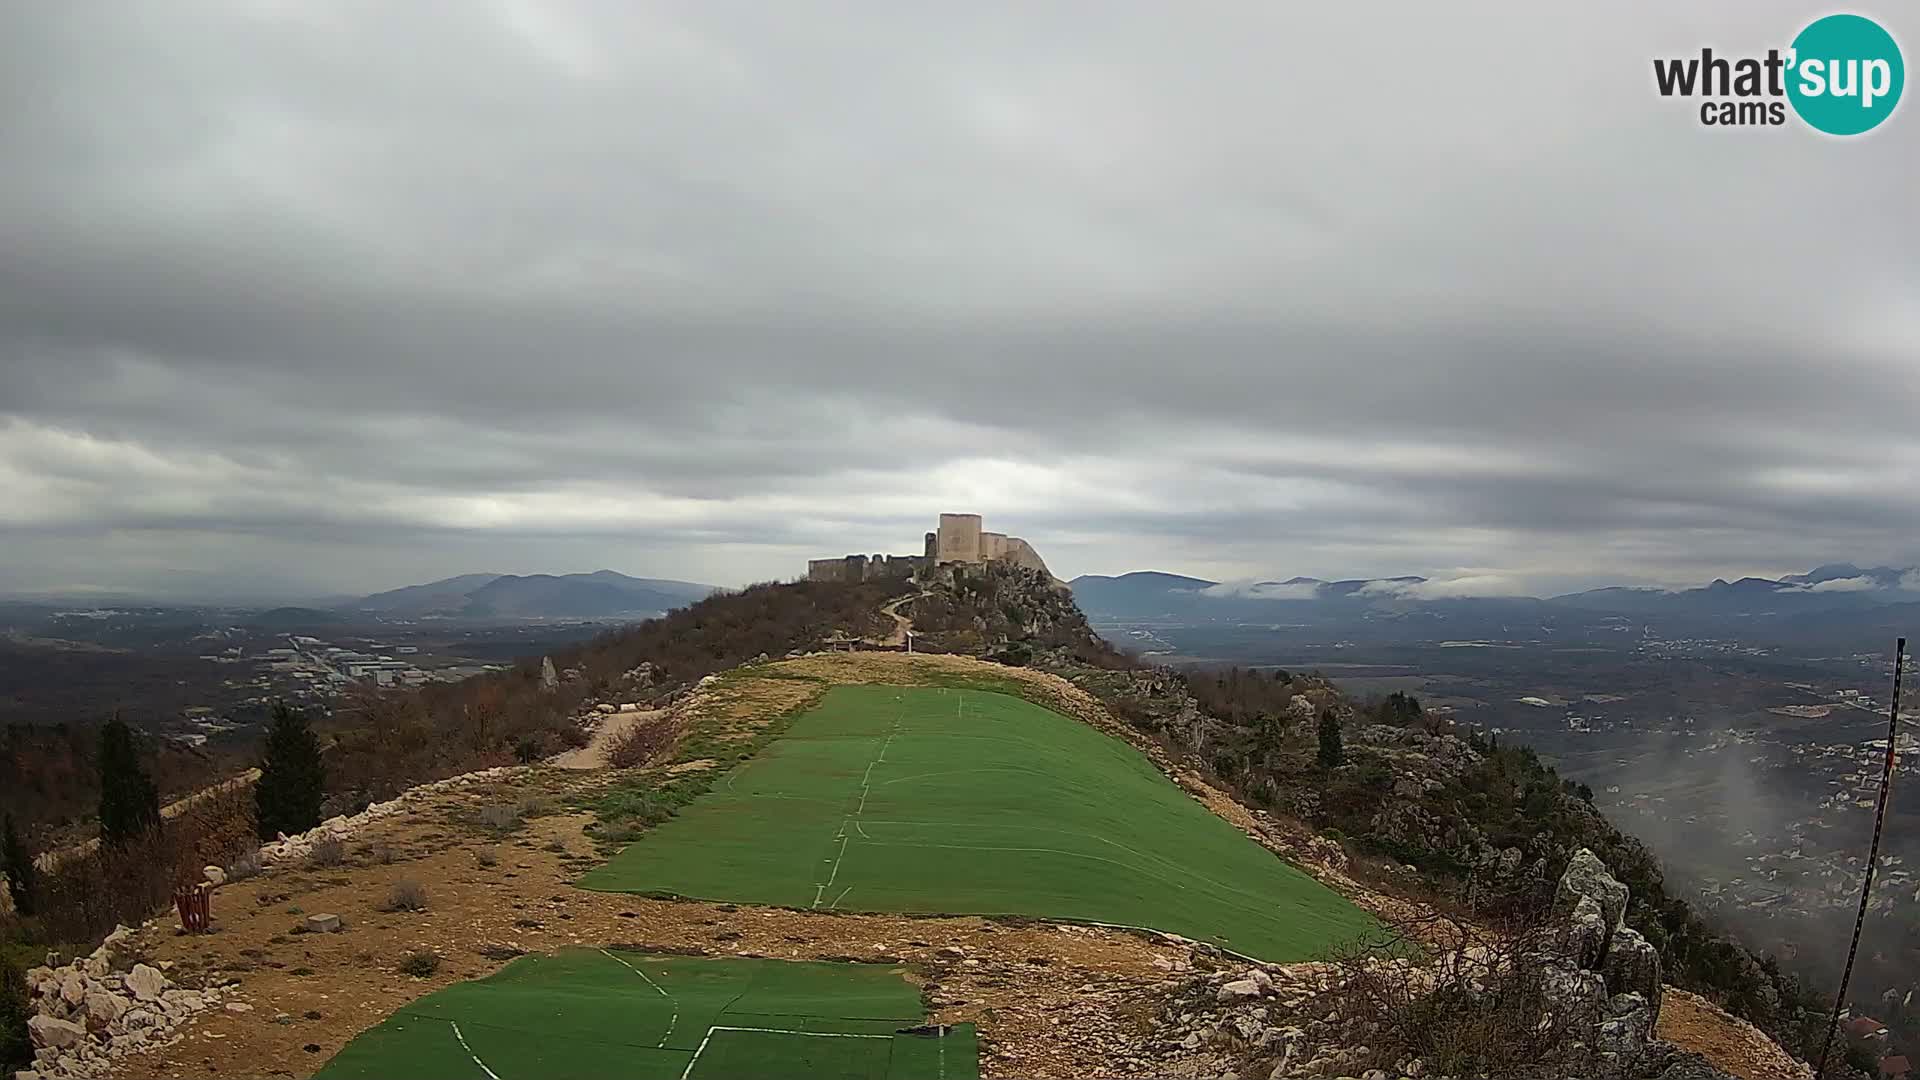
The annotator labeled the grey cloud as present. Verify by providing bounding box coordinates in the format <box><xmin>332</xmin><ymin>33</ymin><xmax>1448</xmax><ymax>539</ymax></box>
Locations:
<box><xmin>3</xmin><ymin>1</ymin><xmax>1918</xmax><ymax>598</ymax></box>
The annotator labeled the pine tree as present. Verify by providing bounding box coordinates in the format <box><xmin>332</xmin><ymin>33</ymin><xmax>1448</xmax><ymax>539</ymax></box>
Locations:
<box><xmin>0</xmin><ymin>814</ymin><xmax>35</xmax><ymax>917</ymax></box>
<box><xmin>255</xmin><ymin>702</ymin><xmax>326</xmax><ymax>840</ymax></box>
<box><xmin>0</xmin><ymin>954</ymin><xmax>30</xmax><ymax>1075</ymax></box>
<box><xmin>1316</xmin><ymin>708</ymin><xmax>1345</xmax><ymax>769</ymax></box>
<box><xmin>97</xmin><ymin>716</ymin><xmax>161</xmax><ymax>845</ymax></box>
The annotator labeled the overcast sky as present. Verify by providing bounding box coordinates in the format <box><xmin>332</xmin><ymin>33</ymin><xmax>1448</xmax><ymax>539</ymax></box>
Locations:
<box><xmin>3</xmin><ymin>2</ymin><xmax>1917</xmax><ymax>601</ymax></box>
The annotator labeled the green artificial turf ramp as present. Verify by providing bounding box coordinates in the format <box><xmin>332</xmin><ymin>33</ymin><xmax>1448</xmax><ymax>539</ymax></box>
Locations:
<box><xmin>313</xmin><ymin>950</ymin><xmax>977</xmax><ymax>1080</ymax></box>
<box><xmin>581</xmin><ymin>684</ymin><xmax>1377</xmax><ymax>960</ymax></box>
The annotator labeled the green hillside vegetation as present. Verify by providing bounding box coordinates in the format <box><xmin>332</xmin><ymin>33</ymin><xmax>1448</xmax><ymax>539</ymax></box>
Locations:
<box><xmin>582</xmin><ymin>685</ymin><xmax>1376</xmax><ymax>961</ymax></box>
<box><xmin>901</xmin><ymin>562</ymin><xmax>1844</xmax><ymax>1065</ymax></box>
<box><xmin>314</xmin><ymin>950</ymin><xmax>974</xmax><ymax>1080</ymax></box>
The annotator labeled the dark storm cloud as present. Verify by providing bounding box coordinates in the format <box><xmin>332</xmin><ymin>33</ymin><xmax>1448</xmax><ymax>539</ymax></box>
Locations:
<box><xmin>2</xmin><ymin>1</ymin><xmax>1917</xmax><ymax>598</ymax></box>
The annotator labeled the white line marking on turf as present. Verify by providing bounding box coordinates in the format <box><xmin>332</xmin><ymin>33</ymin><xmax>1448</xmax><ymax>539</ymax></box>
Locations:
<box><xmin>819</xmin><ymin>834</ymin><xmax>851</xmax><ymax>895</ymax></box>
<box><xmin>830</xmin><ymin>884</ymin><xmax>853</xmax><ymax>909</ymax></box>
<box><xmin>448</xmin><ymin>1020</ymin><xmax>502</xmax><ymax>1080</ymax></box>
<box><xmin>678</xmin><ymin>1025</ymin><xmax>892</xmax><ymax>1080</ymax></box>
<box><xmin>600</xmin><ymin>948</ymin><xmax>678</xmax><ymax>1048</ymax></box>
<box><xmin>812</xmin><ymin>711</ymin><xmax>900</xmax><ymax>908</ymax></box>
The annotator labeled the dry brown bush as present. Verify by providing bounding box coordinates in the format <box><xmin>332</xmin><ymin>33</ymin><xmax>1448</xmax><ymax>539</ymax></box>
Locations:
<box><xmin>305</xmin><ymin>837</ymin><xmax>345</xmax><ymax>868</ymax></box>
<box><xmin>34</xmin><ymin>786</ymin><xmax>257</xmax><ymax>944</ymax></box>
<box><xmin>381</xmin><ymin>880</ymin><xmax>427</xmax><ymax>913</ymax></box>
<box><xmin>606</xmin><ymin>717</ymin><xmax>683</xmax><ymax>769</ymax></box>
<box><xmin>398</xmin><ymin>950</ymin><xmax>440</xmax><ymax>977</ymax></box>
<box><xmin>1311</xmin><ymin>905</ymin><xmax>1609</xmax><ymax>1080</ymax></box>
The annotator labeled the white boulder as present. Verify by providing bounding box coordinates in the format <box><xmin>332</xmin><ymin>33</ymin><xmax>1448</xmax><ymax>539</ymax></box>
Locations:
<box><xmin>27</xmin><ymin>1016</ymin><xmax>85</xmax><ymax>1050</ymax></box>
<box><xmin>124</xmin><ymin>964</ymin><xmax>165</xmax><ymax>1002</ymax></box>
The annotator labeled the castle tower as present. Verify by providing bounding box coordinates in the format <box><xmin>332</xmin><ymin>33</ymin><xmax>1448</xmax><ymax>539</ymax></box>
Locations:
<box><xmin>935</xmin><ymin>513</ymin><xmax>983</xmax><ymax>563</ymax></box>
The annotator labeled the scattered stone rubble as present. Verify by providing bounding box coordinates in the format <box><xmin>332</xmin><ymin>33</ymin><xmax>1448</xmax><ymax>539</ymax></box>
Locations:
<box><xmin>18</xmin><ymin>925</ymin><xmax>230</xmax><ymax>1080</ymax></box>
<box><xmin>257</xmin><ymin>765</ymin><xmax>522</xmax><ymax>864</ymax></box>
<box><xmin>1146</xmin><ymin>850</ymin><xmax>1740</xmax><ymax>1080</ymax></box>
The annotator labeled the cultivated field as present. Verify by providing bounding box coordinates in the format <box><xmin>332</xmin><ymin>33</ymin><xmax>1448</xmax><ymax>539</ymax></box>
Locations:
<box><xmin>582</xmin><ymin>684</ymin><xmax>1376</xmax><ymax>960</ymax></box>
<box><xmin>313</xmin><ymin>950</ymin><xmax>974</xmax><ymax>1080</ymax></box>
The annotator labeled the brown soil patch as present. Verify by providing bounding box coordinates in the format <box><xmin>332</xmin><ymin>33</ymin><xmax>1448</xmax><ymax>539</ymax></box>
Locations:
<box><xmin>1659</xmin><ymin>988</ymin><xmax>1812</xmax><ymax>1080</ymax></box>
<box><xmin>550</xmin><ymin>708</ymin><xmax>674</xmax><ymax>770</ymax></box>
<box><xmin>108</xmin><ymin>765</ymin><xmax>1187</xmax><ymax>1080</ymax></box>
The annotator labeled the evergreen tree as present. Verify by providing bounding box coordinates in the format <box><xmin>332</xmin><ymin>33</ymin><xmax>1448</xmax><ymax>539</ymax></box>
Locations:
<box><xmin>255</xmin><ymin>702</ymin><xmax>326</xmax><ymax>840</ymax></box>
<box><xmin>0</xmin><ymin>955</ymin><xmax>29</xmax><ymax>1076</ymax></box>
<box><xmin>0</xmin><ymin>814</ymin><xmax>34</xmax><ymax>917</ymax></box>
<box><xmin>1316</xmin><ymin>708</ymin><xmax>1345</xmax><ymax>769</ymax></box>
<box><xmin>97</xmin><ymin>716</ymin><xmax>161</xmax><ymax>845</ymax></box>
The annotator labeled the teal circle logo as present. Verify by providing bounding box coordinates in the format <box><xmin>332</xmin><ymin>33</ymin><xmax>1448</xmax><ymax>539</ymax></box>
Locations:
<box><xmin>1787</xmin><ymin>14</ymin><xmax>1904</xmax><ymax>135</ymax></box>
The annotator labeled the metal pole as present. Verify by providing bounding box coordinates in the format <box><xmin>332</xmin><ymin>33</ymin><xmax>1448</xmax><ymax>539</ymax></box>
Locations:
<box><xmin>1816</xmin><ymin>637</ymin><xmax>1905</xmax><ymax>1078</ymax></box>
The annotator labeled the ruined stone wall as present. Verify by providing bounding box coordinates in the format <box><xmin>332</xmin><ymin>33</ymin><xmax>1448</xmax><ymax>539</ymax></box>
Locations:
<box><xmin>996</xmin><ymin>537</ymin><xmax>1051</xmax><ymax>577</ymax></box>
<box><xmin>809</xmin><ymin>554</ymin><xmax>923</xmax><ymax>581</ymax></box>
<box><xmin>808</xmin><ymin>557</ymin><xmax>860</xmax><ymax>582</ymax></box>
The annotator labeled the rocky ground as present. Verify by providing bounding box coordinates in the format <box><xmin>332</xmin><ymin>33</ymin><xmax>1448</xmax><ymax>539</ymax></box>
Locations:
<box><xmin>21</xmin><ymin>763</ymin><xmax>1195</xmax><ymax>1079</ymax></box>
<box><xmin>15</xmin><ymin>651</ymin><xmax>1818</xmax><ymax>1080</ymax></box>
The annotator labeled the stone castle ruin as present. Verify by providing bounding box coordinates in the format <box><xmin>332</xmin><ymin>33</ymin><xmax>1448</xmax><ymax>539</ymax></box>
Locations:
<box><xmin>807</xmin><ymin>513</ymin><xmax>1051</xmax><ymax>582</ymax></box>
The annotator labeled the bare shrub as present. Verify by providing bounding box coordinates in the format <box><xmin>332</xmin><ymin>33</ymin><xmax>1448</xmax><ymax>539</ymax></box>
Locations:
<box><xmin>225</xmin><ymin>849</ymin><xmax>264</xmax><ymax>882</ymax></box>
<box><xmin>398</xmin><ymin>951</ymin><xmax>441</xmax><ymax>977</ymax></box>
<box><xmin>474</xmin><ymin>848</ymin><xmax>498</xmax><ymax>868</ymax></box>
<box><xmin>1309</xmin><ymin>906</ymin><xmax>1605</xmax><ymax>1080</ymax></box>
<box><xmin>381</xmin><ymin>880</ymin><xmax>427</xmax><ymax>913</ymax></box>
<box><xmin>174</xmin><ymin>786</ymin><xmax>257</xmax><ymax>871</ymax></box>
<box><xmin>474</xmin><ymin>805</ymin><xmax>520</xmax><ymax>832</ymax></box>
<box><xmin>606</xmin><ymin>717</ymin><xmax>683</xmax><ymax>769</ymax></box>
<box><xmin>305</xmin><ymin>837</ymin><xmax>345</xmax><ymax>868</ymax></box>
<box><xmin>35</xmin><ymin>786</ymin><xmax>261</xmax><ymax>944</ymax></box>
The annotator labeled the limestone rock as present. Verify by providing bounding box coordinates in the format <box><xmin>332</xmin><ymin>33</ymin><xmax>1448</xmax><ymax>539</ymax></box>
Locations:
<box><xmin>27</xmin><ymin>1016</ymin><xmax>84</xmax><ymax>1050</ymax></box>
<box><xmin>1555</xmin><ymin>848</ymin><xmax>1628</xmax><ymax>940</ymax></box>
<box><xmin>1603</xmin><ymin>928</ymin><xmax>1663</xmax><ymax>1022</ymax></box>
<box><xmin>1565</xmin><ymin>893</ymin><xmax>1610</xmax><ymax>970</ymax></box>
<box><xmin>58</xmin><ymin>973</ymin><xmax>87</xmax><ymax>1007</ymax></box>
<box><xmin>1215</xmin><ymin>978</ymin><xmax>1264</xmax><ymax>1002</ymax></box>
<box><xmin>202</xmin><ymin>864</ymin><xmax>226</xmax><ymax>887</ymax></box>
<box><xmin>1656</xmin><ymin>1055</ymin><xmax>1741</xmax><ymax>1080</ymax></box>
<box><xmin>124</xmin><ymin>964</ymin><xmax>165</xmax><ymax>1002</ymax></box>
<box><xmin>1595</xmin><ymin>992</ymin><xmax>1654</xmax><ymax>1060</ymax></box>
<box><xmin>306</xmin><ymin>913</ymin><xmax>343</xmax><ymax>933</ymax></box>
<box><xmin>82</xmin><ymin>991</ymin><xmax>127</xmax><ymax>1030</ymax></box>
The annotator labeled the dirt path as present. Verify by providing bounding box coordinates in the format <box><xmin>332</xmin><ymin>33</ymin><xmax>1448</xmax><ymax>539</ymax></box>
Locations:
<box><xmin>549</xmin><ymin>709</ymin><xmax>667</xmax><ymax>769</ymax></box>
<box><xmin>875</xmin><ymin>591</ymin><xmax>925</xmax><ymax>647</ymax></box>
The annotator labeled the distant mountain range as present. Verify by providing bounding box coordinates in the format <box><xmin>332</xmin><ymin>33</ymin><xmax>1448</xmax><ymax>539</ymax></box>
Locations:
<box><xmin>349</xmin><ymin>571</ymin><xmax>718</xmax><ymax>619</ymax></box>
<box><xmin>1069</xmin><ymin>563</ymin><xmax>1920</xmax><ymax>624</ymax></box>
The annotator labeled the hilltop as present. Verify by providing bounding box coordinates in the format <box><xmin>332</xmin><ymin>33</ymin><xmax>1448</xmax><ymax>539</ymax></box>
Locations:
<box><xmin>3</xmin><ymin>567</ymin><xmax>1841</xmax><ymax>1079</ymax></box>
<box><xmin>348</xmin><ymin>571</ymin><xmax>717</xmax><ymax>619</ymax></box>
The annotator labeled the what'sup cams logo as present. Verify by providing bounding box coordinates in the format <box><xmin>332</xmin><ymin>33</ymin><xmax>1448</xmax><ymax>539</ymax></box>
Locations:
<box><xmin>1654</xmin><ymin>13</ymin><xmax>1903</xmax><ymax>134</ymax></box>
